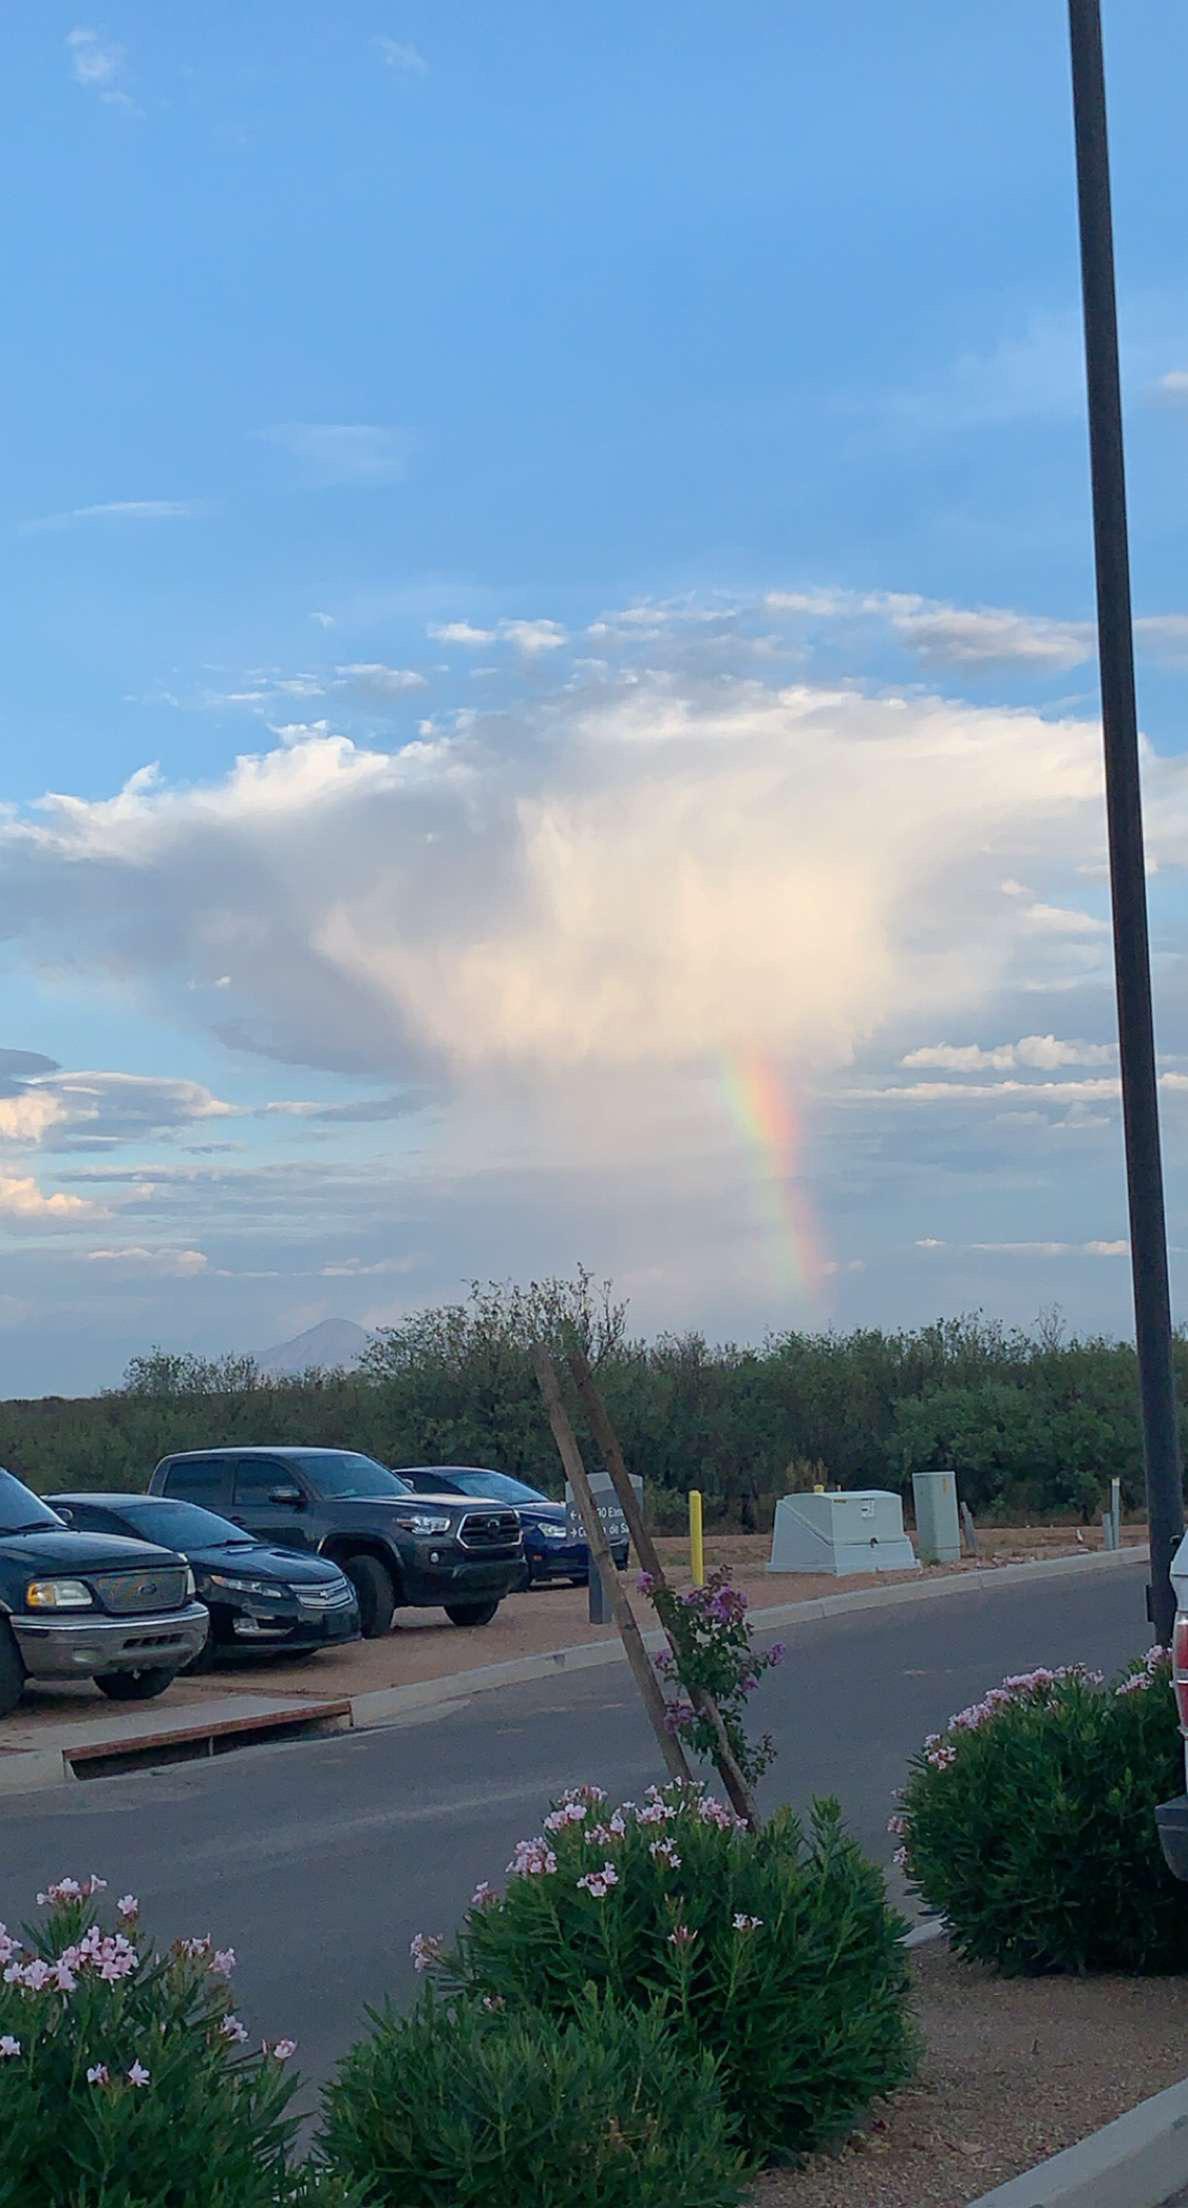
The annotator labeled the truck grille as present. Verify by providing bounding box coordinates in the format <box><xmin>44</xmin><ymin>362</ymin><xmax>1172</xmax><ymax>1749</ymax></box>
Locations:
<box><xmin>459</xmin><ymin>1511</ymin><xmax>522</xmax><ymax>1552</ymax></box>
<box><xmin>89</xmin><ymin>1567</ymin><xmax>189</xmax><ymax>1616</ymax></box>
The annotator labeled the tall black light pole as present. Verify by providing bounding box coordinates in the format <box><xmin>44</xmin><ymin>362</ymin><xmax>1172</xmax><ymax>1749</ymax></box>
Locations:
<box><xmin>1068</xmin><ymin>0</ymin><xmax>1184</xmax><ymax>1643</ymax></box>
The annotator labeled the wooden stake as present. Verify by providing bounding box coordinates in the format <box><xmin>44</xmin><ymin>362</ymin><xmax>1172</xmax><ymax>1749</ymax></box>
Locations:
<box><xmin>566</xmin><ymin>1346</ymin><xmax>760</xmax><ymax>1829</ymax></box>
<box><xmin>532</xmin><ymin>1346</ymin><xmax>692</xmax><ymax>1786</ymax></box>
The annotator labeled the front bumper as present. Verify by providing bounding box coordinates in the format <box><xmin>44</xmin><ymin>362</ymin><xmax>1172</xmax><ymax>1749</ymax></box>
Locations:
<box><xmin>1156</xmin><ymin>1795</ymin><xmax>1188</xmax><ymax>1882</ymax></box>
<box><xmin>400</xmin><ymin>1550</ymin><xmax>524</xmax><ymax>1607</ymax></box>
<box><xmin>12</xmin><ymin>1602</ymin><xmax>210</xmax><ymax>1681</ymax></box>
<box><xmin>210</xmin><ymin>1591</ymin><xmax>360</xmax><ymax>1651</ymax></box>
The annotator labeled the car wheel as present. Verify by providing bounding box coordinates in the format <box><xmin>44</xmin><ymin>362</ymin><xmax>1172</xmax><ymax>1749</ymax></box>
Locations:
<box><xmin>0</xmin><ymin>1623</ymin><xmax>24</xmax><ymax>1719</ymax></box>
<box><xmin>95</xmin><ymin>1667</ymin><xmax>177</xmax><ymax>1702</ymax></box>
<box><xmin>444</xmin><ymin>1599</ymin><xmax>500</xmax><ymax>1628</ymax></box>
<box><xmin>344</xmin><ymin>1554</ymin><xmax>397</xmax><ymax>1639</ymax></box>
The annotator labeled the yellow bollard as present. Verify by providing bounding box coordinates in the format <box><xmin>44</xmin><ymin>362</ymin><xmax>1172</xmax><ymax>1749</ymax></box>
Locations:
<box><xmin>689</xmin><ymin>1488</ymin><xmax>705</xmax><ymax>1586</ymax></box>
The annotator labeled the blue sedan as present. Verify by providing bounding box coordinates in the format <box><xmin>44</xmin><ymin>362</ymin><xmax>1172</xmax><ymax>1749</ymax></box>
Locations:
<box><xmin>392</xmin><ymin>1466</ymin><xmax>630</xmax><ymax>1587</ymax></box>
<box><xmin>49</xmin><ymin>1493</ymin><xmax>360</xmax><ymax>1663</ymax></box>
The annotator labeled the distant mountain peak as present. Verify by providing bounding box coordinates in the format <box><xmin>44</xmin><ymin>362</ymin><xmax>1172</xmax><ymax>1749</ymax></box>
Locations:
<box><xmin>256</xmin><ymin>1317</ymin><xmax>370</xmax><ymax>1379</ymax></box>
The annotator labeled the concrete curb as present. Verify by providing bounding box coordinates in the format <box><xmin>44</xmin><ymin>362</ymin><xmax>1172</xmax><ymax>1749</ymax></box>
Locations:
<box><xmin>968</xmin><ymin>2075</ymin><xmax>1188</xmax><ymax>2207</ymax></box>
<box><xmin>346</xmin><ymin>1545</ymin><xmax>1148</xmax><ymax>1733</ymax></box>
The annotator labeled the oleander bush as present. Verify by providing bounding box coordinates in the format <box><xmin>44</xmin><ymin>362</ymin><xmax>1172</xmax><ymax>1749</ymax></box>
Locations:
<box><xmin>320</xmin><ymin>1993</ymin><xmax>745</xmax><ymax>2208</ymax></box>
<box><xmin>417</xmin><ymin>1780</ymin><xmax>916</xmax><ymax>2166</ymax></box>
<box><xmin>894</xmin><ymin>1650</ymin><xmax>1188</xmax><ymax>1975</ymax></box>
<box><xmin>0</xmin><ymin>1875</ymin><xmax>356</xmax><ymax>2208</ymax></box>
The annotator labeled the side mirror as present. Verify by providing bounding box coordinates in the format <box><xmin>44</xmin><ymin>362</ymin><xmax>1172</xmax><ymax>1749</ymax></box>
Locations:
<box><xmin>269</xmin><ymin>1486</ymin><xmax>304</xmax><ymax>1509</ymax></box>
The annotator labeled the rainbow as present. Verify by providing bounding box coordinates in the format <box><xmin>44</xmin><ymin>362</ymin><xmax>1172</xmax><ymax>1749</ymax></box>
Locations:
<box><xmin>720</xmin><ymin>1054</ymin><xmax>828</xmax><ymax>1305</ymax></box>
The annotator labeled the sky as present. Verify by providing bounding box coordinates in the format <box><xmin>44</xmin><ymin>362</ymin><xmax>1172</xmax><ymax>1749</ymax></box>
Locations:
<box><xmin>4</xmin><ymin>2</ymin><xmax>1188</xmax><ymax>1394</ymax></box>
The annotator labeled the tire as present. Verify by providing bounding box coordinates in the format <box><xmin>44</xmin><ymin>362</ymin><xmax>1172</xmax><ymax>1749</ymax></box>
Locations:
<box><xmin>444</xmin><ymin>1598</ymin><xmax>500</xmax><ymax>1628</ymax></box>
<box><xmin>0</xmin><ymin>1623</ymin><xmax>24</xmax><ymax>1719</ymax></box>
<box><xmin>344</xmin><ymin>1554</ymin><xmax>396</xmax><ymax>1639</ymax></box>
<box><xmin>95</xmin><ymin>1666</ymin><xmax>177</xmax><ymax>1702</ymax></box>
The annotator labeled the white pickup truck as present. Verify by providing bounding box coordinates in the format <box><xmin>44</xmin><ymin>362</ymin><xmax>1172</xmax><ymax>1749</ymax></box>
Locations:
<box><xmin>1155</xmin><ymin>1536</ymin><xmax>1188</xmax><ymax>1879</ymax></box>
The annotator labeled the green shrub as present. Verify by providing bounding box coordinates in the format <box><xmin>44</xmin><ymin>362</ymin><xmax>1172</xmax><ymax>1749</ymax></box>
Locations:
<box><xmin>0</xmin><ymin>1876</ymin><xmax>353</xmax><ymax>2208</ymax></box>
<box><xmin>320</xmin><ymin>1993</ymin><xmax>744</xmax><ymax>2208</ymax></box>
<box><xmin>420</xmin><ymin>1782</ymin><xmax>915</xmax><ymax>2166</ymax></box>
<box><xmin>895</xmin><ymin>1651</ymin><xmax>1188</xmax><ymax>1975</ymax></box>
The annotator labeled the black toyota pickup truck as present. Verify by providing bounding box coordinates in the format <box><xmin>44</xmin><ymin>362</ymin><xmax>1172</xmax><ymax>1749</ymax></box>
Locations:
<box><xmin>0</xmin><ymin>1469</ymin><xmax>208</xmax><ymax>1717</ymax></box>
<box><xmin>149</xmin><ymin>1448</ymin><xmax>523</xmax><ymax>1638</ymax></box>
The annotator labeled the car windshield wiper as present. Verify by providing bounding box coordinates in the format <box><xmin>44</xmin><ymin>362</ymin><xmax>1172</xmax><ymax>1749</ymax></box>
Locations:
<box><xmin>4</xmin><ymin>1519</ymin><xmax>57</xmax><ymax>1534</ymax></box>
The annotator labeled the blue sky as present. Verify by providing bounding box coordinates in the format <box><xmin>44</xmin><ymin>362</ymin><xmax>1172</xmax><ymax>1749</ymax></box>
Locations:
<box><xmin>3</xmin><ymin>2</ymin><xmax>1188</xmax><ymax>1393</ymax></box>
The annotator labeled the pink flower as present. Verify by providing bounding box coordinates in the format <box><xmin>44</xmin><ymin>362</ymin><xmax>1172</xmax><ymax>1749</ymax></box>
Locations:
<box><xmin>220</xmin><ymin>2015</ymin><xmax>249</xmax><ymax>2045</ymax></box>
<box><xmin>769</xmin><ymin>1641</ymin><xmax>787</xmax><ymax>1667</ymax></box>
<box><xmin>272</xmin><ymin>2039</ymin><xmax>297</xmax><ymax>2061</ymax></box>
<box><xmin>892</xmin><ymin>1846</ymin><xmax>909</xmax><ymax>1870</ymax></box>
<box><xmin>212</xmin><ymin>1949</ymin><xmax>236</xmax><ymax>1977</ymax></box>
<box><xmin>52</xmin><ymin>1961</ymin><xmax>77</xmax><ymax>1994</ymax></box>
<box><xmin>410</xmin><ymin>1933</ymin><xmax>443</xmax><ymax>1974</ymax></box>
<box><xmin>668</xmin><ymin>1923</ymin><xmax>695</xmax><ymax>1947</ymax></box>
<box><xmin>637</xmin><ymin>1571</ymin><xmax>657</xmax><ymax>1597</ymax></box>
<box><xmin>180</xmin><ymin>1936</ymin><xmax>211</xmax><ymax>1961</ymax></box>
<box><xmin>887</xmin><ymin>1813</ymin><xmax>909</xmax><ymax>1838</ymax></box>
<box><xmin>470</xmin><ymin>1882</ymin><xmax>498</xmax><ymax>1909</ymax></box>
<box><xmin>20</xmin><ymin>1960</ymin><xmax>54</xmax><ymax>1992</ymax></box>
<box><xmin>86</xmin><ymin>2063</ymin><xmax>109</xmax><ymax>2085</ymax></box>
<box><xmin>481</xmin><ymin>1994</ymin><xmax>506</xmax><ymax>2013</ymax></box>
<box><xmin>649</xmin><ymin>1838</ymin><xmax>682</xmax><ymax>1868</ymax></box>
<box><xmin>732</xmin><ymin>1913</ymin><xmax>763</xmax><ymax>1933</ymax></box>
<box><xmin>85</xmin><ymin>1876</ymin><xmax>108</xmax><ymax>1897</ymax></box>
<box><xmin>117</xmin><ymin>1896</ymin><xmax>139</xmax><ymax>1924</ymax></box>
<box><xmin>507</xmin><ymin>1838</ymin><xmax>557</xmax><ymax>1879</ymax></box>
<box><xmin>37</xmin><ymin>1879</ymin><xmax>82</xmax><ymax>1907</ymax></box>
<box><xmin>0</xmin><ymin>1926</ymin><xmax>17</xmax><ymax>1966</ymax></box>
<box><xmin>127</xmin><ymin>2061</ymin><xmax>151</xmax><ymax>2088</ymax></box>
<box><xmin>0</xmin><ymin>2036</ymin><xmax>20</xmax><ymax>2059</ymax></box>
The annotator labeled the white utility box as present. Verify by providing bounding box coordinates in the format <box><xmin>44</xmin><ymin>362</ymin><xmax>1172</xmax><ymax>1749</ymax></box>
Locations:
<box><xmin>767</xmin><ymin>1489</ymin><xmax>919</xmax><ymax>1577</ymax></box>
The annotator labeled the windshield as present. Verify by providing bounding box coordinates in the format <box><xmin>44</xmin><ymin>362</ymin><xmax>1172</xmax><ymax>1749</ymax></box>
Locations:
<box><xmin>107</xmin><ymin>1500</ymin><xmax>249</xmax><ymax>1550</ymax></box>
<box><xmin>299</xmin><ymin>1453</ymin><xmax>412</xmax><ymax>1499</ymax></box>
<box><xmin>443</xmin><ymin>1470</ymin><xmax>545</xmax><ymax>1506</ymax></box>
<box><xmin>0</xmin><ymin>1470</ymin><xmax>63</xmax><ymax>1536</ymax></box>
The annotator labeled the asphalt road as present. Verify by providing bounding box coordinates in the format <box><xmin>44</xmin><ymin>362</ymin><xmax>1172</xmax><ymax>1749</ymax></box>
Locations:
<box><xmin>0</xmin><ymin>1564</ymin><xmax>1155</xmax><ymax>2089</ymax></box>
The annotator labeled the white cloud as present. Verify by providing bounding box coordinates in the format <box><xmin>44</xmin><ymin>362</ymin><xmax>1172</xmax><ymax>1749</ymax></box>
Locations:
<box><xmin>429</xmin><ymin>618</ymin><xmax>567</xmax><ymax>655</ymax></box>
<box><xmin>430</xmin><ymin>621</ymin><xmax>497</xmax><ymax>647</ymax></box>
<box><xmin>1155</xmin><ymin>370</ymin><xmax>1188</xmax><ymax>402</ymax></box>
<box><xmin>23</xmin><ymin>500</ymin><xmax>200</xmax><ymax>535</ymax></box>
<box><xmin>87</xmin><ymin>1246</ymin><xmax>208</xmax><ymax>1276</ymax></box>
<box><xmin>0</xmin><ymin>671</ymin><xmax>1170</xmax><ymax>1090</ymax></box>
<box><xmin>336</xmin><ymin>663</ymin><xmax>428</xmax><ymax>697</ymax></box>
<box><xmin>261</xmin><ymin>424</ymin><xmax>411</xmax><ymax>487</ymax></box>
<box><xmin>374</xmin><ymin>36</ymin><xmax>428</xmax><ymax>74</ymax></box>
<box><xmin>0</xmin><ymin>1093</ymin><xmax>69</xmax><ymax>1144</ymax></box>
<box><xmin>501</xmin><ymin>619</ymin><xmax>568</xmax><ymax>656</ymax></box>
<box><xmin>66</xmin><ymin>26</ymin><xmax>136</xmax><ymax>109</ymax></box>
<box><xmin>970</xmin><ymin>1240</ymin><xmax>1128</xmax><ymax>1259</ymax></box>
<box><xmin>766</xmin><ymin>586</ymin><xmax>1090</xmax><ymax>672</ymax></box>
<box><xmin>0</xmin><ymin>1176</ymin><xmax>102</xmax><ymax>1224</ymax></box>
<box><xmin>320</xmin><ymin>1255</ymin><xmax>416</xmax><ymax>1277</ymax></box>
<box><xmin>310</xmin><ymin>611</ymin><xmax>336</xmax><ymax>630</ymax></box>
<box><xmin>1021</xmin><ymin>902</ymin><xmax>1107</xmax><ymax>937</ymax></box>
<box><xmin>902</xmin><ymin>1036</ymin><xmax>1115</xmax><ymax>1073</ymax></box>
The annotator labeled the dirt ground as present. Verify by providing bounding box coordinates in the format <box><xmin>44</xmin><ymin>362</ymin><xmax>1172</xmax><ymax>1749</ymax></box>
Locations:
<box><xmin>757</xmin><ymin>1937</ymin><xmax>1188</xmax><ymax>2208</ymax></box>
<box><xmin>0</xmin><ymin>1523</ymin><xmax>1145</xmax><ymax>1753</ymax></box>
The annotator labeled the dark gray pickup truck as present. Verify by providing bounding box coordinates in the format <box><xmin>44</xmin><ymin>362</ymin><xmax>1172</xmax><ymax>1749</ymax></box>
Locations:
<box><xmin>149</xmin><ymin>1447</ymin><xmax>524</xmax><ymax>1638</ymax></box>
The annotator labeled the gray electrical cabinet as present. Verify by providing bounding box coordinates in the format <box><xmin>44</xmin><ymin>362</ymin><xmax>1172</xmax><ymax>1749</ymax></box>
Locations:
<box><xmin>911</xmin><ymin>1468</ymin><xmax>961</xmax><ymax>1566</ymax></box>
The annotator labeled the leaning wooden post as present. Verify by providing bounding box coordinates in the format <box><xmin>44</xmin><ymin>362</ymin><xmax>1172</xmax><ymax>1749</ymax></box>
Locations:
<box><xmin>566</xmin><ymin>1345</ymin><xmax>761</xmax><ymax>1829</ymax></box>
<box><xmin>532</xmin><ymin>1345</ymin><xmax>692</xmax><ymax>1787</ymax></box>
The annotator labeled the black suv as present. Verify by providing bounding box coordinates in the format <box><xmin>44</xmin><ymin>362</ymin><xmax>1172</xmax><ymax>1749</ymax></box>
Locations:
<box><xmin>148</xmin><ymin>1448</ymin><xmax>523</xmax><ymax>1639</ymax></box>
<box><xmin>0</xmin><ymin>1470</ymin><xmax>208</xmax><ymax>1717</ymax></box>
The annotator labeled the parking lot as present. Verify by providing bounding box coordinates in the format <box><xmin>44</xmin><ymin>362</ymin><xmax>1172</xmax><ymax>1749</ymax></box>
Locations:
<box><xmin>0</xmin><ymin>1524</ymin><xmax>1140</xmax><ymax>1768</ymax></box>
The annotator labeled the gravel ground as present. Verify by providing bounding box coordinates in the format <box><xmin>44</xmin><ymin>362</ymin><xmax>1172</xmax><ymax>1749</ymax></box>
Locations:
<box><xmin>756</xmin><ymin>1941</ymin><xmax>1188</xmax><ymax>2208</ymax></box>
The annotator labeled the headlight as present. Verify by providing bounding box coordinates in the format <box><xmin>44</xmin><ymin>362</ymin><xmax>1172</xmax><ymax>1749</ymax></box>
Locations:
<box><xmin>184</xmin><ymin>1566</ymin><xmax>197</xmax><ymax>1599</ymax></box>
<box><xmin>537</xmin><ymin>1523</ymin><xmax>569</xmax><ymax>1541</ymax></box>
<box><xmin>396</xmin><ymin>1514</ymin><xmax>451</xmax><ymax>1536</ymax></box>
<box><xmin>207</xmin><ymin>1573</ymin><xmax>277</xmax><ymax>1598</ymax></box>
<box><xmin>25</xmin><ymin>1578</ymin><xmax>93</xmax><ymax>1610</ymax></box>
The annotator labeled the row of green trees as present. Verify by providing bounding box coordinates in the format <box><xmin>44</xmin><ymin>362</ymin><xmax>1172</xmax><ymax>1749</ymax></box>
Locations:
<box><xmin>0</xmin><ymin>1272</ymin><xmax>1171</xmax><ymax>1524</ymax></box>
